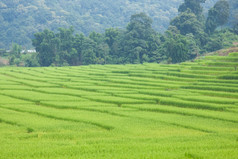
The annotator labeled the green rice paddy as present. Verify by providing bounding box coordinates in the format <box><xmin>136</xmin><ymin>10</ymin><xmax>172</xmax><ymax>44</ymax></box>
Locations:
<box><xmin>0</xmin><ymin>53</ymin><xmax>238</xmax><ymax>158</ymax></box>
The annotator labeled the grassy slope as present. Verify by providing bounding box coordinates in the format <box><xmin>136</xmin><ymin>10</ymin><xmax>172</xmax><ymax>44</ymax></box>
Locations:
<box><xmin>0</xmin><ymin>52</ymin><xmax>238</xmax><ymax>159</ymax></box>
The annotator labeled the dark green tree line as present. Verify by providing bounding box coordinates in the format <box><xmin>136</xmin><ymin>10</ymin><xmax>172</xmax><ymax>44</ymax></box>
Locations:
<box><xmin>32</xmin><ymin>13</ymin><xmax>164</xmax><ymax>66</ymax></box>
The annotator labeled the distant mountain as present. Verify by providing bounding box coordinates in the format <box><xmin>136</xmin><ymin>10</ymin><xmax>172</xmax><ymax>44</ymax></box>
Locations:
<box><xmin>0</xmin><ymin>0</ymin><xmax>220</xmax><ymax>49</ymax></box>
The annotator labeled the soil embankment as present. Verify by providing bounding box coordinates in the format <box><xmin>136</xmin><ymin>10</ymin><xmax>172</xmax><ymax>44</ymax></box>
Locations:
<box><xmin>0</xmin><ymin>57</ymin><xmax>9</xmax><ymax>65</ymax></box>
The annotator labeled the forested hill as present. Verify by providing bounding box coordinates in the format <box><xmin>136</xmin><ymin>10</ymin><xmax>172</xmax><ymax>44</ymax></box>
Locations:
<box><xmin>0</xmin><ymin>0</ymin><xmax>219</xmax><ymax>49</ymax></box>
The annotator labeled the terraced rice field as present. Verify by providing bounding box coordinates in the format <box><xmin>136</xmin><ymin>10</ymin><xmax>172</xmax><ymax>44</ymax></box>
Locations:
<box><xmin>0</xmin><ymin>53</ymin><xmax>238</xmax><ymax>159</ymax></box>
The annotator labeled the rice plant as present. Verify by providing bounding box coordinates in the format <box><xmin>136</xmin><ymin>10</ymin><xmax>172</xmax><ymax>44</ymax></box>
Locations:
<box><xmin>0</xmin><ymin>53</ymin><xmax>238</xmax><ymax>159</ymax></box>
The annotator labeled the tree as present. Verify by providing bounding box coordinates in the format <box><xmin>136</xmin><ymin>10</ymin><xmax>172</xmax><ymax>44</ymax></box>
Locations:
<box><xmin>205</xmin><ymin>0</ymin><xmax>230</xmax><ymax>34</ymax></box>
<box><xmin>170</xmin><ymin>9</ymin><xmax>203</xmax><ymax>36</ymax></box>
<box><xmin>81</xmin><ymin>38</ymin><xmax>97</xmax><ymax>65</ymax></box>
<box><xmin>122</xmin><ymin>12</ymin><xmax>160</xmax><ymax>64</ymax></box>
<box><xmin>215</xmin><ymin>0</ymin><xmax>230</xmax><ymax>27</ymax></box>
<box><xmin>89</xmin><ymin>32</ymin><xmax>109</xmax><ymax>64</ymax></box>
<box><xmin>10</xmin><ymin>43</ymin><xmax>22</xmax><ymax>58</ymax></box>
<box><xmin>0</xmin><ymin>0</ymin><xmax>193</xmax><ymax>48</ymax></box>
<box><xmin>32</xmin><ymin>29</ymin><xmax>59</xmax><ymax>66</ymax></box>
<box><xmin>104</xmin><ymin>29</ymin><xmax>125</xmax><ymax>64</ymax></box>
<box><xmin>186</xmin><ymin>33</ymin><xmax>200</xmax><ymax>58</ymax></box>
<box><xmin>73</xmin><ymin>34</ymin><xmax>85</xmax><ymax>65</ymax></box>
<box><xmin>227</xmin><ymin>0</ymin><xmax>238</xmax><ymax>27</ymax></box>
<box><xmin>55</xmin><ymin>27</ymin><xmax>75</xmax><ymax>66</ymax></box>
<box><xmin>234</xmin><ymin>23</ymin><xmax>238</xmax><ymax>35</ymax></box>
<box><xmin>24</xmin><ymin>53</ymin><xmax>40</xmax><ymax>67</ymax></box>
<box><xmin>170</xmin><ymin>9</ymin><xmax>206</xmax><ymax>47</ymax></box>
<box><xmin>178</xmin><ymin>0</ymin><xmax>206</xmax><ymax>18</ymax></box>
<box><xmin>58</xmin><ymin>27</ymin><xmax>74</xmax><ymax>52</ymax></box>
<box><xmin>204</xmin><ymin>35</ymin><xmax>223</xmax><ymax>52</ymax></box>
<box><xmin>105</xmin><ymin>28</ymin><xmax>120</xmax><ymax>49</ymax></box>
<box><xmin>164</xmin><ymin>38</ymin><xmax>189</xmax><ymax>63</ymax></box>
<box><xmin>171</xmin><ymin>0</ymin><xmax>207</xmax><ymax>48</ymax></box>
<box><xmin>162</xmin><ymin>28</ymin><xmax>189</xmax><ymax>63</ymax></box>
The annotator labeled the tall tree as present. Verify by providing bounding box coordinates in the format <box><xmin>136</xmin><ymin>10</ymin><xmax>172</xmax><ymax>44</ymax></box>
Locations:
<box><xmin>81</xmin><ymin>37</ymin><xmax>97</xmax><ymax>65</ymax></box>
<box><xmin>161</xmin><ymin>27</ymin><xmax>190</xmax><ymax>63</ymax></box>
<box><xmin>32</xmin><ymin>29</ymin><xmax>59</xmax><ymax>66</ymax></box>
<box><xmin>234</xmin><ymin>23</ymin><xmax>238</xmax><ymax>35</ymax></box>
<box><xmin>73</xmin><ymin>34</ymin><xmax>85</xmax><ymax>65</ymax></box>
<box><xmin>54</xmin><ymin>27</ymin><xmax>75</xmax><ymax>66</ymax></box>
<box><xmin>228</xmin><ymin>0</ymin><xmax>238</xmax><ymax>27</ymax></box>
<box><xmin>10</xmin><ymin>43</ymin><xmax>22</xmax><ymax>58</ymax></box>
<box><xmin>170</xmin><ymin>0</ymin><xmax>207</xmax><ymax>47</ymax></box>
<box><xmin>178</xmin><ymin>0</ymin><xmax>206</xmax><ymax>18</ymax></box>
<box><xmin>105</xmin><ymin>28</ymin><xmax>120</xmax><ymax>49</ymax></box>
<box><xmin>123</xmin><ymin>12</ymin><xmax>160</xmax><ymax>64</ymax></box>
<box><xmin>89</xmin><ymin>32</ymin><xmax>109</xmax><ymax>64</ymax></box>
<box><xmin>170</xmin><ymin>9</ymin><xmax>203</xmax><ymax>36</ymax></box>
<box><xmin>105</xmin><ymin>28</ymin><xmax>125</xmax><ymax>64</ymax></box>
<box><xmin>205</xmin><ymin>0</ymin><xmax>230</xmax><ymax>34</ymax></box>
<box><xmin>170</xmin><ymin>9</ymin><xmax>207</xmax><ymax>47</ymax></box>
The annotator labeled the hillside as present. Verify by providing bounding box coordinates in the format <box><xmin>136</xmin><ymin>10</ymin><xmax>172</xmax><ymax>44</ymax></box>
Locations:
<box><xmin>0</xmin><ymin>52</ymin><xmax>238</xmax><ymax>158</ymax></box>
<box><xmin>201</xmin><ymin>43</ymin><xmax>238</xmax><ymax>57</ymax></box>
<box><xmin>0</xmin><ymin>0</ymin><xmax>220</xmax><ymax>49</ymax></box>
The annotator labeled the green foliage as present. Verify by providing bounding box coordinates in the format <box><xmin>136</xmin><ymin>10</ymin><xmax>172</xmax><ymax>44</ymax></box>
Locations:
<box><xmin>32</xmin><ymin>29</ymin><xmax>58</xmax><ymax>66</ymax></box>
<box><xmin>234</xmin><ymin>23</ymin><xmax>238</xmax><ymax>35</ymax></box>
<box><xmin>170</xmin><ymin>9</ymin><xmax>204</xmax><ymax>36</ymax></box>
<box><xmin>229</xmin><ymin>52</ymin><xmax>238</xmax><ymax>56</ymax></box>
<box><xmin>122</xmin><ymin>13</ymin><xmax>160</xmax><ymax>64</ymax></box>
<box><xmin>10</xmin><ymin>43</ymin><xmax>22</xmax><ymax>58</ymax></box>
<box><xmin>23</xmin><ymin>54</ymin><xmax>40</xmax><ymax>67</ymax></box>
<box><xmin>0</xmin><ymin>0</ymin><xmax>186</xmax><ymax>48</ymax></box>
<box><xmin>105</xmin><ymin>28</ymin><xmax>120</xmax><ymax>49</ymax></box>
<box><xmin>204</xmin><ymin>35</ymin><xmax>223</xmax><ymax>52</ymax></box>
<box><xmin>165</xmin><ymin>37</ymin><xmax>189</xmax><ymax>64</ymax></box>
<box><xmin>169</xmin><ymin>0</ymin><xmax>236</xmax><ymax>57</ymax></box>
<box><xmin>170</xmin><ymin>0</ymin><xmax>208</xmax><ymax>48</ymax></box>
<box><xmin>227</xmin><ymin>0</ymin><xmax>238</xmax><ymax>27</ymax></box>
<box><xmin>2</xmin><ymin>0</ymin><xmax>237</xmax><ymax>67</ymax></box>
<box><xmin>186</xmin><ymin>34</ymin><xmax>200</xmax><ymax>58</ymax></box>
<box><xmin>30</xmin><ymin>13</ymin><xmax>163</xmax><ymax>66</ymax></box>
<box><xmin>205</xmin><ymin>0</ymin><xmax>230</xmax><ymax>34</ymax></box>
<box><xmin>204</xmin><ymin>29</ymin><xmax>238</xmax><ymax>52</ymax></box>
<box><xmin>160</xmin><ymin>27</ymin><xmax>190</xmax><ymax>63</ymax></box>
<box><xmin>0</xmin><ymin>0</ymin><xmax>224</xmax><ymax>49</ymax></box>
<box><xmin>214</xmin><ymin>0</ymin><xmax>230</xmax><ymax>26</ymax></box>
<box><xmin>178</xmin><ymin>0</ymin><xmax>206</xmax><ymax>17</ymax></box>
<box><xmin>0</xmin><ymin>49</ymin><xmax>6</xmax><ymax>56</ymax></box>
<box><xmin>104</xmin><ymin>28</ymin><xmax>124</xmax><ymax>63</ymax></box>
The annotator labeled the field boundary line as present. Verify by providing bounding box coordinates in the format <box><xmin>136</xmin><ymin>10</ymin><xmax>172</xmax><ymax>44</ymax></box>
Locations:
<box><xmin>123</xmin><ymin>105</ymin><xmax>238</xmax><ymax>124</ymax></box>
<box><xmin>0</xmin><ymin>107</ymin><xmax>35</xmax><ymax>133</ymax></box>
<box><xmin>0</xmin><ymin>105</ymin><xmax>114</xmax><ymax>131</ymax></box>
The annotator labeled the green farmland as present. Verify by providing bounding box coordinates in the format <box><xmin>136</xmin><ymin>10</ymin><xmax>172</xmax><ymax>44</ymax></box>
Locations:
<box><xmin>0</xmin><ymin>53</ymin><xmax>238</xmax><ymax>159</ymax></box>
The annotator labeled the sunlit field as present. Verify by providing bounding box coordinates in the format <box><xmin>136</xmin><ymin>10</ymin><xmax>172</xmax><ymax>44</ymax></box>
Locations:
<box><xmin>0</xmin><ymin>53</ymin><xmax>238</xmax><ymax>159</ymax></box>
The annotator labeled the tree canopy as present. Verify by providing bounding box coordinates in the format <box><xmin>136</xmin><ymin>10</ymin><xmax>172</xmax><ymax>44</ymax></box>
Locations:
<box><xmin>178</xmin><ymin>0</ymin><xmax>206</xmax><ymax>17</ymax></box>
<box><xmin>206</xmin><ymin>0</ymin><xmax>230</xmax><ymax>34</ymax></box>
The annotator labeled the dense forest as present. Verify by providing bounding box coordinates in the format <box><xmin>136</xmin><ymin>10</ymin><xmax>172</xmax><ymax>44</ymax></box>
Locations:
<box><xmin>0</xmin><ymin>0</ymin><xmax>224</xmax><ymax>49</ymax></box>
<box><xmin>0</xmin><ymin>0</ymin><xmax>238</xmax><ymax>67</ymax></box>
<box><xmin>2</xmin><ymin>0</ymin><xmax>236</xmax><ymax>67</ymax></box>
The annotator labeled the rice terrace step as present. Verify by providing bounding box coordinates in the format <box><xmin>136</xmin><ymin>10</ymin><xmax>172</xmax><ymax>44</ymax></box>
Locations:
<box><xmin>0</xmin><ymin>52</ymin><xmax>238</xmax><ymax>159</ymax></box>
